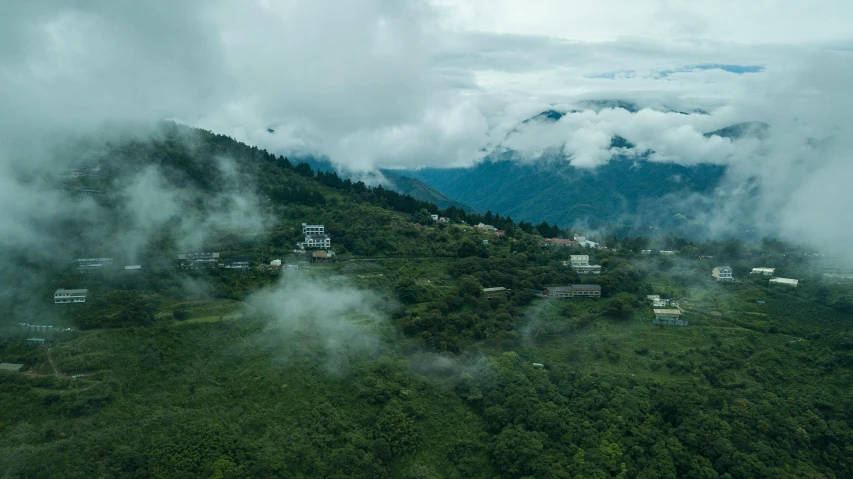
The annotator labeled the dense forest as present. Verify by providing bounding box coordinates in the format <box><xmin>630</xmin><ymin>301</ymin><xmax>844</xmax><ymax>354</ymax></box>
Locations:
<box><xmin>1</xmin><ymin>122</ymin><xmax>852</xmax><ymax>478</ymax></box>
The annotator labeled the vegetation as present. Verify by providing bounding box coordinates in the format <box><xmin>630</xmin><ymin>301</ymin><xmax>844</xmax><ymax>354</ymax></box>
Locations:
<box><xmin>1</xmin><ymin>123</ymin><xmax>852</xmax><ymax>478</ymax></box>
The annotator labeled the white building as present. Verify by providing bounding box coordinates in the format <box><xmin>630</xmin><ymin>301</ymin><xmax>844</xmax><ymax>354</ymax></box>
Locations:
<box><xmin>769</xmin><ymin>277</ymin><xmax>799</xmax><ymax>287</ymax></box>
<box><xmin>302</xmin><ymin>223</ymin><xmax>325</xmax><ymax>235</ymax></box>
<box><xmin>178</xmin><ymin>252</ymin><xmax>220</xmax><ymax>269</ymax></box>
<box><xmin>300</xmin><ymin>234</ymin><xmax>331</xmax><ymax>249</ymax></box>
<box><xmin>430</xmin><ymin>214</ymin><xmax>439</xmax><ymax>222</ymax></box>
<box><xmin>54</xmin><ymin>289</ymin><xmax>88</xmax><ymax>304</ymax></box>
<box><xmin>567</xmin><ymin>254</ymin><xmax>602</xmax><ymax>275</ymax></box>
<box><xmin>751</xmin><ymin>267</ymin><xmax>776</xmax><ymax>276</ymax></box>
<box><xmin>659</xmin><ymin>250</ymin><xmax>676</xmax><ymax>255</ymax></box>
<box><xmin>712</xmin><ymin>266</ymin><xmax>734</xmax><ymax>282</ymax></box>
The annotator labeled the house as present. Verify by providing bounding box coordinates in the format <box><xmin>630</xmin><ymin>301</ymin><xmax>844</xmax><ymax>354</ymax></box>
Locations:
<box><xmin>482</xmin><ymin>287</ymin><xmax>510</xmax><ymax>299</ymax></box>
<box><xmin>659</xmin><ymin>250</ymin><xmax>676</xmax><ymax>255</ymax></box>
<box><xmin>641</xmin><ymin>250</ymin><xmax>652</xmax><ymax>255</ymax></box>
<box><xmin>567</xmin><ymin>255</ymin><xmax>602</xmax><ymax>275</ymax></box>
<box><xmin>224</xmin><ymin>256</ymin><xmax>250</xmax><ymax>270</ymax></box>
<box><xmin>27</xmin><ymin>338</ymin><xmax>46</xmax><ymax>345</ymax></box>
<box><xmin>712</xmin><ymin>266</ymin><xmax>733</xmax><ymax>282</ymax></box>
<box><xmin>124</xmin><ymin>265</ymin><xmax>142</xmax><ymax>272</ymax></box>
<box><xmin>77</xmin><ymin>257</ymin><xmax>113</xmax><ymax>273</ymax></box>
<box><xmin>302</xmin><ymin>223</ymin><xmax>325</xmax><ymax>235</ymax></box>
<box><xmin>542</xmin><ymin>284</ymin><xmax>601</xmax><ymax>299</ymax></box>
<box><xmin>54</xmin><ymin>289</ymin><xmax>88</xmax><ymax>304</ymax></box>
<box><xmin>270</xmin><ymin>259</ymin><xmax>282</xmax><ymax>267</ymax></box>
<box><xmin>178</xmin><ymin>252</ymin><xmax>220</xmax><ymax>269</ymax></box>
<box><xmin>646</xmin><ymin>295</ymin><xmax>661</xmax><ymax>302</ymax></box>
<box><xmin>543</xmin><ymin>286</ymin><xmax>574</xmax><ymax>298</ymax></box>
<box><xmin>653</xmin><ymin>309</ymin><xmax>687</xmax><ymax>326</ymax></box>
<box><xmin>299</xmin><ymin>234</ymin><xmax>331</xmax><ymax>249</ymax></box>
<box><xmin>311</xmin><ymin>251</ymin><xmax>336</xmax><ymax>263</ymax></box>
<box><xmin>769</xmin><ymin>277</ymin><xmax>799</xmax><ymax>287</ymax></box>
<box><xmin>570</xmin><ymin>255</ymin><xmax>590</xmax><ymax>266</ymax></box>
<box><xmin>430</xmin><ymin>214</ymin><xmax>439</xmax><ymax>221</ymax></box>
<box><xmin>751</xmin><ymin>267</ymin><xmax>776</xmax><ymax>275</ymax></box>
<box><xmin>0</xmin><ymin>363</ymin><xmax>24</xmax><ymax>372</ymax></box>
<box><xmin>574</xmin><ymin>234</ymin><xmax>601</xmax><ymax>248</ymax></box>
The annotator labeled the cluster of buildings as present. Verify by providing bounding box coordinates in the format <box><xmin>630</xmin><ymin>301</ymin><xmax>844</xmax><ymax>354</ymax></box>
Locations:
<box><xmin>178</xmin><ymin>252</ymin><xmax>250</xmax><ymax>270</ymax></box>
<box><xmin>541</xmin><ymin>284</ymin><xmax>602</xmax><ymax>298</ymax></box>
<box><xmin>646</xmin><ymin>295</ymin><xmax>686</xmax><ymax>325</ymax></box>
<box><xmin>714</xmin><ymin>266</ymin><xmax>799</xmax><ymax>287</ymax></box>
<box><xmin>751</xmin><ymin>267</ymin><xmax>798</xmax><ymax>287</ymax></box>
<box><xmin>475</xmin><ymin>223</ymin><xmax>505</xmax><ymax>236</ymax></box>
<box><xmin>564</xmin><ymin>255</ymin><xmax>602</xmax><ymax>275</ymax></box>
<box><xmin>539</xmin><ymin>238</ymin><xmax>576</xmax><ymax>247</ymax></box>
<box><xmin>430</xmin><ymin>214</ymin><xmax>449</xmax><ymax>223</ymax></box>
<box><xmin>574</xmin><ymin>234</ymin><xmax>604</xmax><ymax>249</ymax></box>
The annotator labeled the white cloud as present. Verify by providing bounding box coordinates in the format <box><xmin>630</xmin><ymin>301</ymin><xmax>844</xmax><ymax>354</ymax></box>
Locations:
<box><xmin>1</xmin><ymin>0</ymin><xmax>852</xmax><ymax>254</ymax></box>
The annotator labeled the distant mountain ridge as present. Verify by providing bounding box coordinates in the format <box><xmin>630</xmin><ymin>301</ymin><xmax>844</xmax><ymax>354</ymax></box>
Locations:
<box><xmin>391</xmin><ymin>104</ymin><xmax>772</xmax><ymax>234</ymax></box>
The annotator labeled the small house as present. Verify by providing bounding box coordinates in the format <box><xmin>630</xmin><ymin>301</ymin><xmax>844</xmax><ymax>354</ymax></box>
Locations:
<box><xmin>653</xmin><ymin>309</ymin><xmax>687</xmax><ymax>326</ymax></box>
<box><xmin>311</xmin><ymin>251</ymin><xmax>336</xmax><ymax>263</ymax></box>
<box><xmin>224</xmin><ymin>256</ymin><xmax>250</xmax><ymax>270</ymax></box>
<box><xmin>482</xmin><ymin>287</ymin><xmax>510</xmax><ymax>299</ymax></box>
<box><xmin>28</xmin><ymin>338</ymin><xmax>46</xmax><ymax>345</ymax></box>
<box><xmin>712</xmin><ymin>266</ymin><xmax>733</xmax><ymax>282</ymax></box>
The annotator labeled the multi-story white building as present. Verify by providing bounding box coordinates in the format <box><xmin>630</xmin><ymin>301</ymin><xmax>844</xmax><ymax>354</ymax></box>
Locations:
<box><xmin>54</xmin><ymin>289</ymin><xmax>88</xmax><ymax>304</ymax></box>
<box><xmin>299</xmin><ymin>234</ymin><xmax>331</xmax><ymax>249</ymax></box>
<box><xmin>302</xmin><ymin>223</ymin><xmax>325</xmax><ymax>235</ymax></box>
<box><xmin>567</xmin><ymin>254</ymin><xmax>602</xmax><ymax>275</ymax></box>
<box><xmin>712</xmin><ymin>266</ymin><xmax>734</xmax><ymax>282</ymax></box>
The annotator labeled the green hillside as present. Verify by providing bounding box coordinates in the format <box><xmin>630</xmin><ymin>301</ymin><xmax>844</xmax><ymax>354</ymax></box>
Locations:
<box><xmin>1</xmin><ymin>123</ymin><xmax>852</xmax><ymax>478</ymax></box>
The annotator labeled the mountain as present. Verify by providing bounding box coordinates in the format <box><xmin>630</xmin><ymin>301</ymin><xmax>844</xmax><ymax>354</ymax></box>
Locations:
<box><xmin>405</xmin><ymin>153</ymin><xmax>724</xmax><ymax>234</ymax></box>
<box><xmin>379</xmin><ymin>170</ymin><xmax>476</xmax><ymax>212</ymax></box>
<box><xmin>3</xmin><ymin>121</ymin><xmax>852</xmax><ymax>478</ymax></box>
<box><xmin>274</xmin><ymin>154</ymin><xmax>474</xmax><ymax>212</ymax></box>
<box><xmin>394</xmin><ymin>108</ymin><xmax>771</xmax><ymax>234</ymax></box>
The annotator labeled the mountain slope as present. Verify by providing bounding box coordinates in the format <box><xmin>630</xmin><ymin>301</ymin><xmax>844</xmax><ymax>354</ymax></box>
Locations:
<box><xmin>395</xmin><ymin>108</ymin><xmax>773</xmax><ymax>232</ymax></box>
<box><xmin>406</xmin><ymin>153</ymin><xmax>724</xmax><ymax>231</ymax></box>
<box><xmin>379</xmin><ymin>170</ymin><xmax>476</xmax><ymax>212</ymax></box>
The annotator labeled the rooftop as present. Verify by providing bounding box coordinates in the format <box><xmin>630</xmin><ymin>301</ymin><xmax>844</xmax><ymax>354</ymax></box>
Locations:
<box><xmin>55</xmin><ymin>289</ymin><xmax>88</xmax><ymax>294</ymax></box>
<box><xmin>482</xmin><ymin>287</ymin><xmax>508</xmax><ymax>292</ymax></box>
<box><xmin>0</xmin><ymin>363</ymin><xmax>24</xmax><ymax>372</ymax></box>
<box><xmin>124</xmin><ymin>265</ymin><xmax>142</xmax><ymax>270</ymax></box>
<box><xmin>770</xmin><ymin>277</ymin><xmax>799</xmax><ymax>286</ymax></box>
<box><xmin>654</xmin><ymin>309</ymin><xmax>681</xmax><ymax>315</ymax></box>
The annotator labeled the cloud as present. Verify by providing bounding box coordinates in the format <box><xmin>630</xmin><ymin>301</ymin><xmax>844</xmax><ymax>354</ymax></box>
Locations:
<box><xmin>247</xmin><ymin>275</ymin><xmax>391</xmax><ymax>372</ymax></box>
<box><xmin>1</xmin><ymin>0</ymin><xmax>852</xmax><ymax>257</ymax></box>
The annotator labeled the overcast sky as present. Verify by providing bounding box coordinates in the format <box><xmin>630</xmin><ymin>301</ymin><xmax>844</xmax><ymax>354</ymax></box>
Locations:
<box><xmin>1</xmin><ymin>0</ymin><xmax>852</xmax><ymax>251</ymax></box>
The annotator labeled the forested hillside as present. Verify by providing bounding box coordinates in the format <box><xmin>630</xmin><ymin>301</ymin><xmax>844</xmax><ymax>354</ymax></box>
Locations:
<box><xmin>1</xmin><ymin>122</ymin><xmax>852</xmax><ymax>478</ymax></box>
